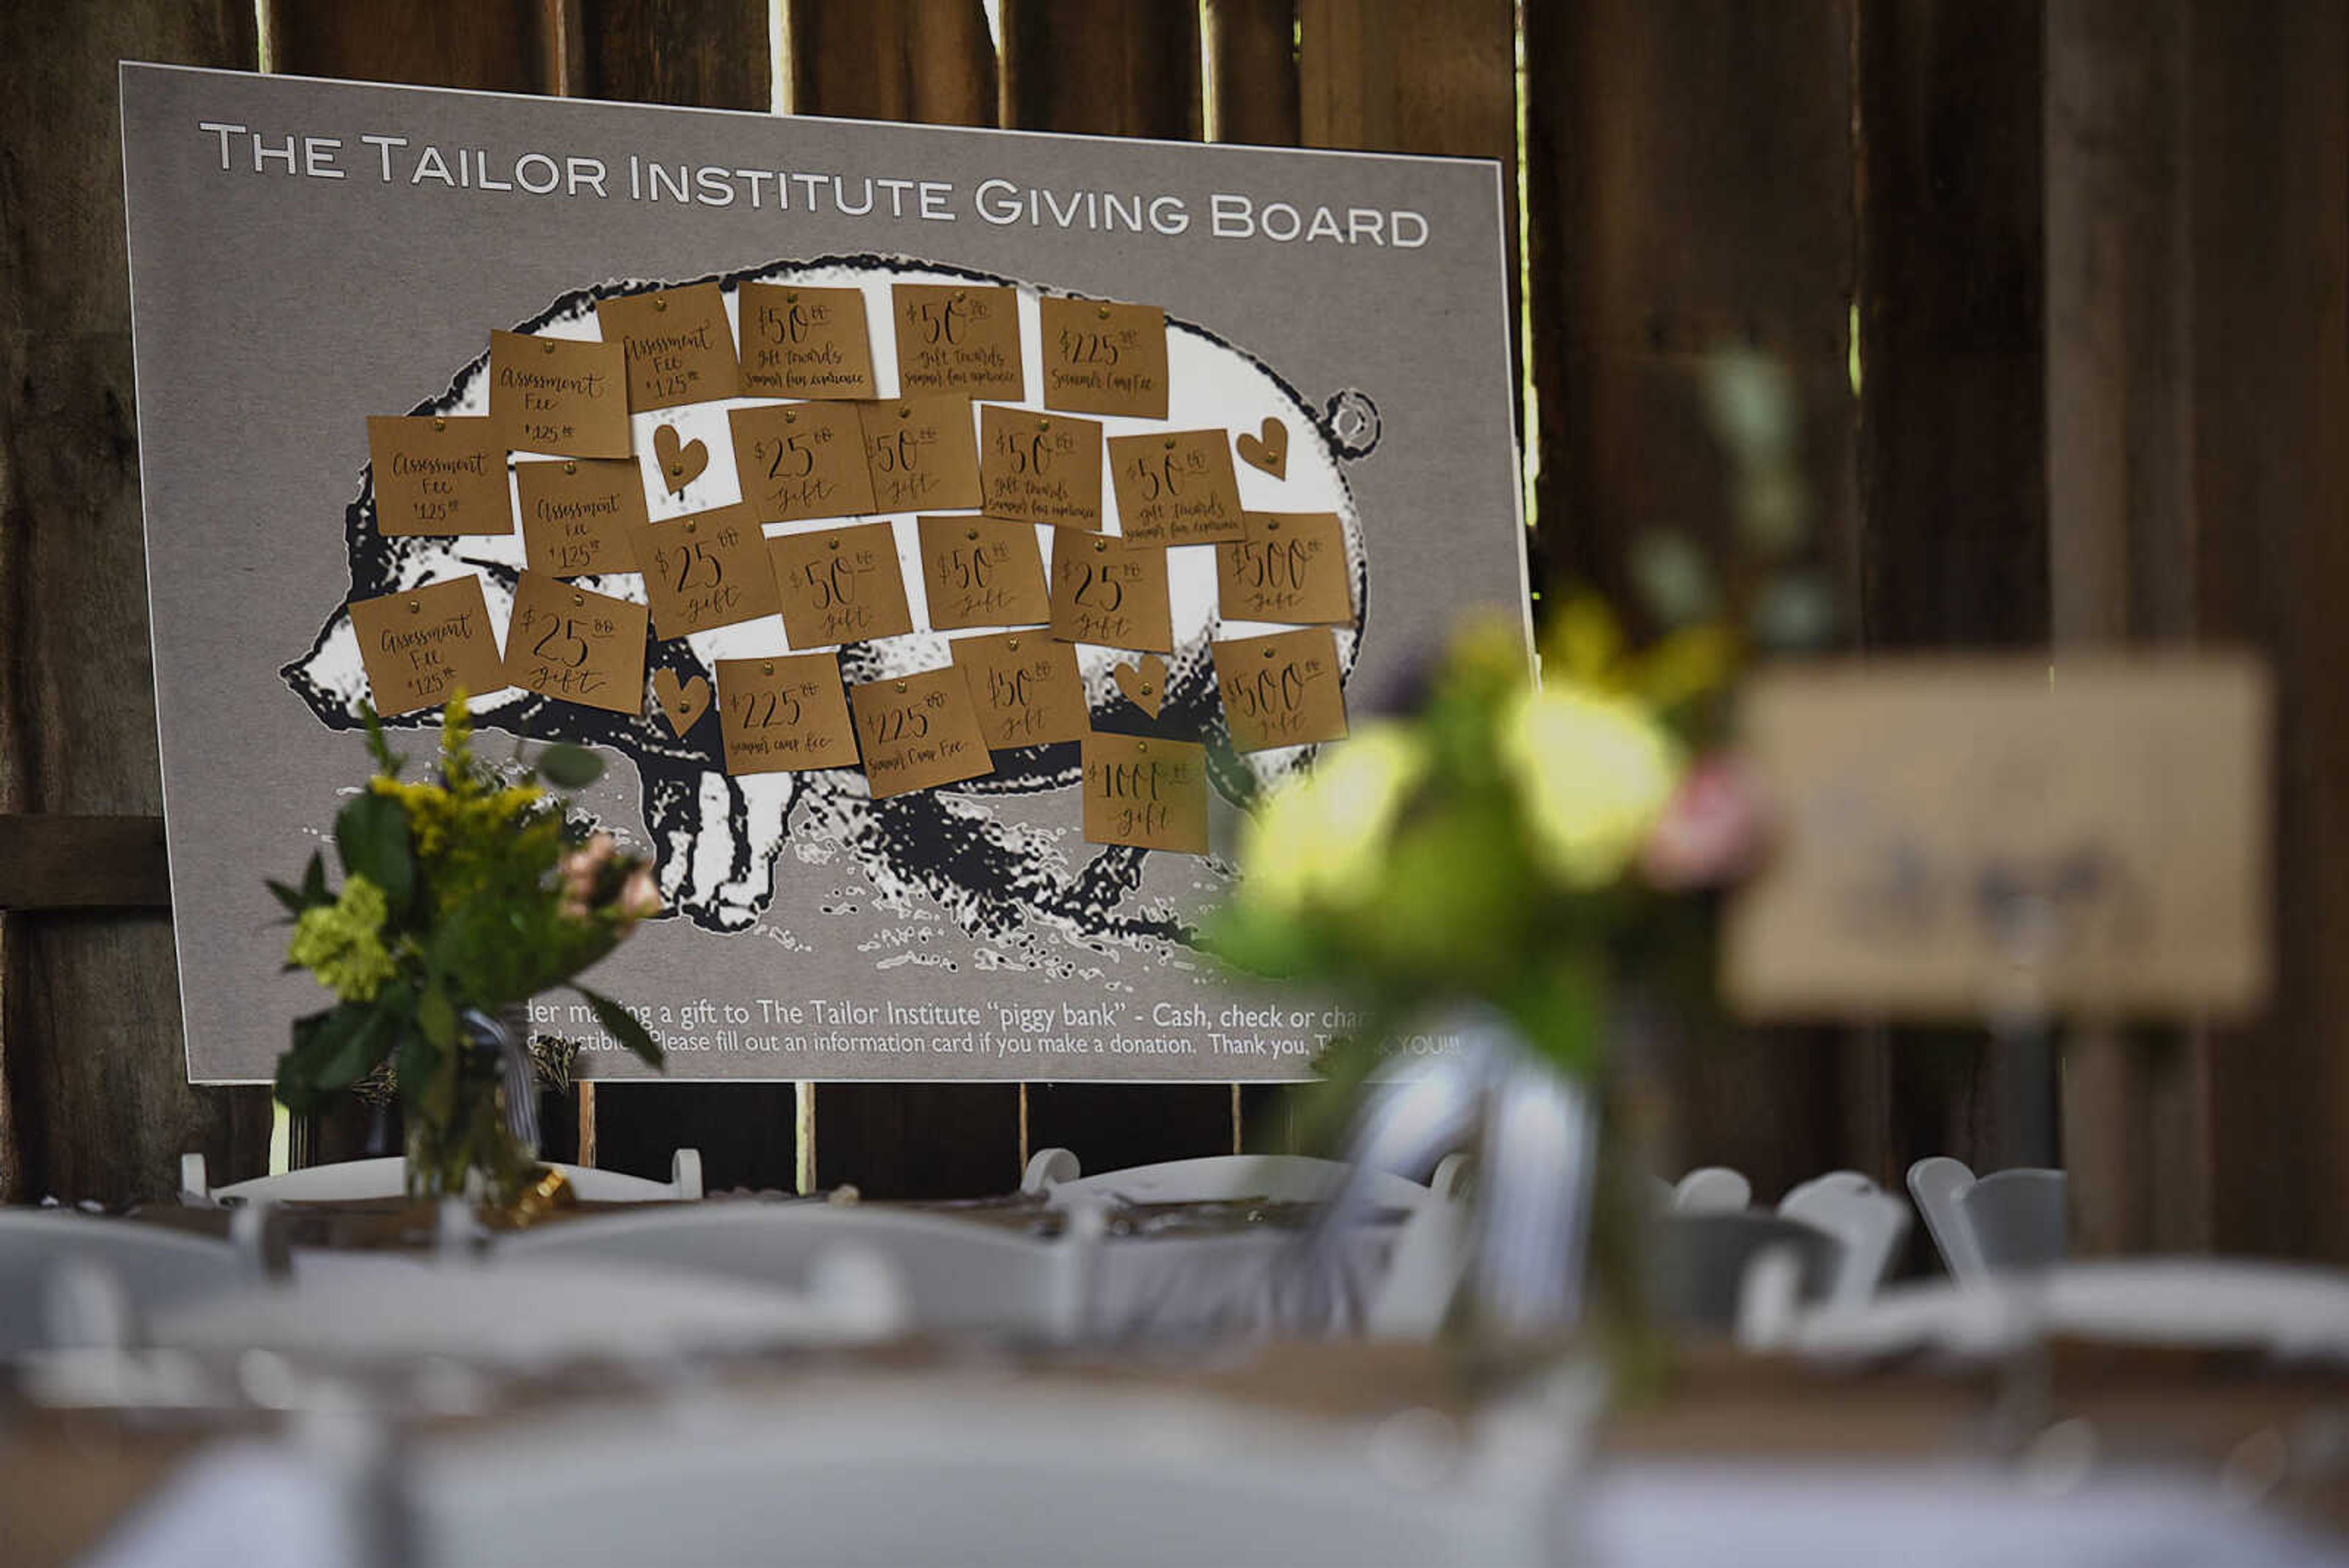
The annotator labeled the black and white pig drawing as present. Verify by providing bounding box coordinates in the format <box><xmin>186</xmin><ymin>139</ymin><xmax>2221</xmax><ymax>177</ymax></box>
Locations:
<box><xmin>284</xmin><ymin>258</ymin><xmax>1375</xmax><ymax>964</ymax></box>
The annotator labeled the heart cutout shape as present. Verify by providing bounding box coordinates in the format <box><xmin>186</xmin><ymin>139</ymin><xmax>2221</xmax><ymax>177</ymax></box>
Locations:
<box><xmin>653</xmin><ymin>422</ymin><xmax>708</xmax><ymax>496</ymax></box>
<box><xmin>651</xmin><ymin>667</ymin><xmax>711</xmax><ymax>737</ymax></box>
<box><xmin>1111</xmin><ymin>654</ymin><xmax>1168</xmax><ymax>718</ymax></box>
<box><xmin>1236</xmin><ymin>415</ymin><xmax>1288</xmax><ymax>479</ymax></box>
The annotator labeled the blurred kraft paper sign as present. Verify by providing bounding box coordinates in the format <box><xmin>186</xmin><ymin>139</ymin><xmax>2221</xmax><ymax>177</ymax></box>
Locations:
<box><xmin>1724</xmin><ymin>653</ymin><xmax>2273</xmax><ymax>1022</ymax></box>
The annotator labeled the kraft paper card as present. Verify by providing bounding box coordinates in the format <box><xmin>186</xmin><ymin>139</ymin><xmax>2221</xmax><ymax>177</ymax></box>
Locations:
<box><xmin>516</xmin><ymin>457</ymin><xmax>647</xmax><ymax>576</ymax></box>
<box><xmin>502</xmin><ymin>570</ymin><xmax>650</xmax><ymax>715</ymax></box>
<box><xmin>1083</xmin><ymin>733</ymin><xmax>1209</xmax><ymax>855</ymax></box>
<box><xmin>629</xmin><ymin>502</ymin><xmax>782</xmax><ymax>637</ymax></box>
<box><xmin>1039</xmin><ymin>297</ymin><xmax>1169</xmax><ymax>419</ymax></box>
<box><xmin>489</xmin><ymin>329</ymin><xmax>631</xmax><ymax>458</ymax></box>
<box><xmin>979</xmin><ymin>405</ymin><xmax>1104</xmax><ymax>529</ymax></box>
<box><xmin>768</xmin><ymin>521</ymin><xmax>915</xmax><ymax>647</ymax></box>
<box><xmin>1216</xmin><ymin>511</ymin><xmax>1353</xmax><ymax>625</ymax></box>
<box><xmin>1723</xmin><ymin>655</ymin><xmax>2274</xmax><ymax>1020</ymax></box>
<box><xmin>1050</xmin><ymin>532</ymin><xmax>1172</xmax><ymax>652</ymax></box>
<box><xmin>366</xmin><ymin>415</ymin><xmax>511</xmax><ymax>537</ymax></box>
<box><xmin>348</xmin><ymin>574</ymin><xmax>507</xmax><ymax>717</ymax></box>
<box><xmin>892</xmin><ymin>282</ymin><xmax>1024</xmax><ymax>399</ymax></box>
<box><xmin>716</xmin><ymin>652</ymin><xmax>859</xmax><ymax>775</ymax></box>
<box><xmin>917</xmin><ymin>514</ymin><xmax>1049</xmax><ymax>631</ymax></box>
<box><xmin>848</xmin><ymin>665</ymin><xmax>996</xmax><ymax>797</ymax></box>
<box><xmin>858</xmin><ymin>395</ymin><xmax>983</xmax><ymax>513</ymax></box>
<box><xmin>1107</xmin><ymin>429</ymin><xmax>1246</xmax><ymax>546</ymax></box>
<box><xmin>729</xmin><ymin>400</ymin><xmax>877</xmax><ymax>524</ymax></box>
<box><xmin>736</xmin><ymin>282</ymin><xmax>877</xmax><ymax>399</ymax></box>
<box><xmin>1214</xmin><ymin>627</ymin><xmax>1348</xmax><ymax>752</ymax></box>
<box><xmin>952</xmin><ymin>631</ymin><xmax>1089</xmax><ymax>750</ymax></box>
<box><xmin>594</xmin><ymin>282</ymin><xmax>743</xmax><ymax>412</ymax></box>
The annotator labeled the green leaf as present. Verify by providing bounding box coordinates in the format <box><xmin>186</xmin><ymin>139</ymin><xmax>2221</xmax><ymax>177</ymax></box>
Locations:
<box><xmin>393</xmin><ymin>1028</ymin><xmax>441</xmax><ymax>1117</ymax></box>
<box><xmin>416</xmin><ymin>981</ymin><xmax>458</xmax><ymax>1050</ymax></box>
<box><xmin>574</xmin><ymin>985</ymin><xmax>662</xmax><ymax>1069</ymax></box>
<box><xmin>299</xmin><ymin>849</ymin><xmax>328</xmax><ymax>906</ymax></box>
<box><xmin>535</xmin><ymin>744</ymin><xmax>604</xmax><ymax>790</ymax></box>
<box><xmin>334</xmin><ymin>791</ymin><xmax>415</xmax><ymax>915</ymax></box>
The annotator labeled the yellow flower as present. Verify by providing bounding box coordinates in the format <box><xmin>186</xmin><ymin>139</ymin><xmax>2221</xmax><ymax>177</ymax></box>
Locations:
<box><xmin>1501</xmin><ymin>682</ymin><xmax>1684</xmax><ymax>890</ymax></box>
<box><xmin>1242</xmin><ymin>724</ymin><xmax>1429</xmax><ymax>914</ymax></box>
<box><xmin>289</xmin><ymin>874</ymin><xmax>398</xmax><ymax>1001</ymax></box>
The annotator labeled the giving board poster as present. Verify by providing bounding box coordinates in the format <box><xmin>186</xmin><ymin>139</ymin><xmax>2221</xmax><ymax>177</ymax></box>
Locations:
<box><xmin>119</xmin><ymin>65</ymin><xmax>1527</xmax><ymax>1084</ymax></box>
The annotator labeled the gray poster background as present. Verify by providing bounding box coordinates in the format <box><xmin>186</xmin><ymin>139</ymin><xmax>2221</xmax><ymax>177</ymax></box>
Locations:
<box><xmin>120</xmin><ymin>65</ymin><xmax>1526</xmax><ymax>1084</ymax></box>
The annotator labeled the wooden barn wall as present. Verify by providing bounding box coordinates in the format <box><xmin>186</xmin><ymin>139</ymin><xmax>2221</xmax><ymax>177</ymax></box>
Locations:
<box><xmin>2</xmin><ymin>1</ymin><xmax>2342</xmax><ymax>1259</ymax></box>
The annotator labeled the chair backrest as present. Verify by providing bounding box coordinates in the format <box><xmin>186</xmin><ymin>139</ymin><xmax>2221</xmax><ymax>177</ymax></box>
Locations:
<box><xmin>184</xmin><ymin>1150</ymin><xmax>703</xmax><ymax>1205</ymax></box>
<box><xmin>1961</xmin><ymin>1168</ymin><xmax>2068</xmax><ymax>1274</ymax></box>
<box><xmin>1671</xmin><ymin>1166</ymin><xmax>1753</xmax><ymax>1213</ymax></box>
<box><xmin>1031</xmin><ymin>1151</ymin><xmax>1444</xmax><ymax>1214</ymax></box>
<box><xmin>1907</xmin><ymin>1157</ymin><xmax>2066</xmax><ymax>1283</ymax></box>
<box><xmin>406</xmin><ymin>1383</ymin><xmax>1573</xmax><ymax>1568</ymax></box>
<box><xmin>1778</xmin><ymin>1172</ymin><xmax>1912</xmax><ymax>1306</ymax></box>
<box><xmin>495</xmin><ymin>1203</ymin><xmax>1086</xmax><ymax>1340</ymax></box>
<box><xmin>0</xmin><ymin>1211</ymin><xmax>253</xmax><ymax>1355</ymax></box>
<box><xmin>1647</xmin><ymin>1211</ymin><xmax>1836</xmax><ymax>1334</ymax></box>
<box><xmin>1906</xmin><ymin>1156</ymin><xmax>1986</xmax><ymax>1282</ymax></box>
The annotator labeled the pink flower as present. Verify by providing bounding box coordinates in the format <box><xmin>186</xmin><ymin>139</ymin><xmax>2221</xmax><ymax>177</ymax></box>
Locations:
<box><xmin>1639</xmin><ymin>754</ymin><xmax>1767</xmax><ymax>890</ymax></box>
<box><xmin>614</xmin><ymin>866</ymin><xmax>663</xmax><ymax>926</ymax></box>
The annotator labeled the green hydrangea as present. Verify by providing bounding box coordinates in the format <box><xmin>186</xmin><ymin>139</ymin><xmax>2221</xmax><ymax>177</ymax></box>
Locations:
<box><xmin>289</xmin><ymin>874</ymin><xmax>398</xmax><ymax>1001</ymax></box>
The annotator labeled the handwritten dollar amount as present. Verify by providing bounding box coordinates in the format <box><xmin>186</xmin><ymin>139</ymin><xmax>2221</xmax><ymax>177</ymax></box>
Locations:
<box><xmin>656</xmin><ymin>538</ymin><xmax>733</xmax><ymax>592</ymax></box>
<box><xmin>521</xmin><ymin>607</ymin><xmax>619</xmax><ymax>669</ymax></box>
<box><xmin>906</xmin><ymin>297</ymin><xmax>981</xmax><ymax>345</ymax></box>
<box><xmin>1056</xmin><ymin>326</ymin><xmax>1138</xmax><ymax>366</ymax></box>
<box><xmin>1125</xmin><ymin>447</ymin><xmax>1209</xmax><ymax>501</ymax></box>
<box><xmin>1091</xmin><ymin>757</ymin><xmax>1192</xmax><ymax>838</ymax></box>
<box><xmin>869</xmin><ymin>428</ymin><xmax>940</xmax><ymax>473</ymax></box>
<box><xmin>755</xmin><ymin>300</ymin><xmax>833</xmax><ymax>343</ymax></box>
<box><xmin>990</xmin><ymin>428</ymin><xmax>1071</xmax><ymax>475</ymax></box>
<box><xmin>1234</xmin><ymin>535</ymin><xmax>1325</xmax><ymax>590</ymax></box>
<box><xmin>755</xmin><ymin>426</ymin><xmax>835</xmax><ymax>478</ymax></box>
<box><xmin>1225</xmin><ymin>658</ymin><xmax>1324</xmax><ymax>720</ymax></box>
<box><xmin>1061</xmin><ymin>559</ymin><xmax>1131</xmax><ymax>611</ymax></box>
<box><xmin>731</xmin><ymin>685</ymin><xmax>809</xmax><ymax>729</ymax></box>
<box><xmin>871</xmin><ymin>688</ymin><xmax>949</xmax><ymax>744</ymax></box>
<box><xmin>795</xmin><ymin>552</ymin><xmax>883</xmax><ymax>612</ymax></box>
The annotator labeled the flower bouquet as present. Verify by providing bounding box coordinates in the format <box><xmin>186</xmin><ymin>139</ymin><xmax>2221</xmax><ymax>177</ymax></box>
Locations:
<box><xmin>1206</xmin><ymin>351</ymin><xmax>1824</xmax><ymax>1337</ymax></box>
<box><xmin>270</xmin><ymin>695</ymin><xmax>663</xmax><ymax>1202</ymax></box>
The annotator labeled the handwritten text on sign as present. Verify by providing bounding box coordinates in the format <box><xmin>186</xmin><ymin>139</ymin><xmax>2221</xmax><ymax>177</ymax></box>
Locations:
<box><xmin>1723</xmin><ymin>656</ymin><xmax>2274</xmax><ymax>1020</ymax></box>
<box><xmin>349</xmin><ymin>574</ymin><xmax>507</xmax><ymax>716</ymax></box>
<box><xmin>516</xmin><ymin>456</ymin><xmax>647</xmax><ymax>576</ymax></box>
<box><xmin>366</xmin><ymin>415</ymin><xmax>511</xmax><ymax>537</ymax></box>
<box><xmin>1050</xmin><ymin>532</ymin><xmax>1171</xmax><ymax>652</ymax></box>
<box><xmin>1108</xmin><ymin>429</ymin><xmax>1245</xmax><ymax>545</ymax></box>
<box><xmin>848</xmin><ymin>666</ymin><xmax>996</xmax><ymax>797</ymax></box>
<box><xmin>729</xmin><ymin>401</ymin><xmax>876</xmax><ymax>524</ymax></box>
<box><xmin>503</xmin><ymin>570</ymin><xmax>648</xmax><ymax>715</ymax></box>
<box><xmin>768</xmin><ymin>521</ymin><xmax>914</xmax><ymax>647</ymax></box>
<box><xmin>716</xmin><ymin>652</ymin><xmax>858</xmax><ymax>775</ymax></box>
<box><xmin>979</xmin><ymin>406</ymin><xmax>1104</xmax><ymax>529</ymax></box>
<box><xmin>951</xmin><ymin>631</ymin><xmax>1088</xmax><ymax>749</ymax></box>
<box><xmin>1039</xmin><ymin>297</ymin><xmax>1168</xmax><ymax>419</ymax></box>
<box><xmin>594</xmin><ymin>281</ymin><xmax>743</xmax><ymax>412</ymax></box>
<box><xmin>629</xmin><ymin>502</ymin><xmax>782</xmax><ymax>637</ymax></box>
<box><xmin>737</xmin><ymin>282</ymin><xmax>877</xmax><ymax>399</ymax></box>
<box><xmin>859</xmin><ymin>395</ymin><xmax>982</xmax><ymax>512</ymax></box>
<box><xmin>918</xmin><ymin>515</ymin><xmax>1049</xmax><ymax>631</ymax></box>
<box><xmin>489</xmin><ymin>330</ymin><xmax>630</xmax><ymax>458</ymax></box>
<box><xmin>1083</xmin><ymin>734</ymin><xmax>1209</xmax><ymax>854</ymax></box>
<box><xmin>1213</xmin><ymin>626</ymin><xmax>1349</xmax><ymax>752</ymax></box>
<box><xmin>1215</xmin><ymin>511</ymin><xmax>1353</xmax><ymax>625</ymax></box>
<box><xmin>892</xmin><ymin>283</ymin><xmax>1023</xmax><ymax>399</ymax></box>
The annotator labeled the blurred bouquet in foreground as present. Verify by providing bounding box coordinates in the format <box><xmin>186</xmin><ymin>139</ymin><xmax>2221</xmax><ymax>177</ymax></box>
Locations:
<box><xmin>270</xmin><ymin>696</ymin><xmax>663</xmax><ymax>1202</ymax></box>
<box><xmin>1206</xmin><ymin>350</ymin><xmax>1831</xmax><ymax>1335</ymax></box>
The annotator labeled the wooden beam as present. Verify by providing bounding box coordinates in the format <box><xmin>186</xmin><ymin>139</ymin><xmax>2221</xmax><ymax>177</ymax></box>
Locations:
<box><xmin>0</xmin><ymin>0</ymin><xmax>273</xmax><ymax>1204</ymax></box>
<box><xmin>0</xmin><ymin>817</ymin><xmax>171</xmax><ymax>910</ymax></box>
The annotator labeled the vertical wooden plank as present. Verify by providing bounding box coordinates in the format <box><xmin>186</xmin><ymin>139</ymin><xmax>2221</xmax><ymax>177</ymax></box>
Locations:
<box><xmin>0</xmin><ymin>3</ymin><xmax>273</xmax><ymax>1203</ymax></box>
<box><xmin>1203</xmin><ymin>0</ymin><xmax>1300</xmax><ymax>146</ymax></box>
<box><xmin>1854</xmin><ymin>0</ymin><xmax>2054</xmax><ymax>1195</ymax></box>
<box><xmin>2181</xmin><ymin>0</ymin><xmax>2349</xmax><ymax>1265</ymax></box>
<box><xmin>578</xmin><ymin>0</ymin><xmax>770</xmax><ymax>108</ymax></box>
<box><xmin>776</xmin><ymin>0</ymin><xmax>1023</xmax><ymax>1198</ymax></box>
<box><xmin>998</xmin><ymin>0</ymin><xmax>1200</xmax><ymax>138</ymax></box>
<box><xmin>267</xmin><ymin>1</ymin><xmax>554</xmax><ymax>89</ymax></box>
<box><xmin>785</xmin><ymin>0</ymin><xmax>995</xmax><ymax>124</ymax></box>
<box><xmin>988</xmin><ymin>0</ymin><xmax>1233</xmax><ymax>1176</ymax></box>
<box><xmin>1523</xmin><ymin>0</ymin><xmax>1857</xmax><ymax>1200</ymax></box>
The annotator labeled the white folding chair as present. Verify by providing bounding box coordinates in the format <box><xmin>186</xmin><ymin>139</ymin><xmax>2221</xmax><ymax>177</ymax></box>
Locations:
<box><xmin>494</xmin><ymin>1202</ymin><xmax>1090</xmax><ymax>1341</ymax></box>
<box><xmin>1023</xmin><ymin>1150</ymin><xmax>1449</xmax><ymax>1214</ymax></box>
<box><xmin>1778</xmin><ymin>1170</ymin><xmax>1912</xmax><ymax>1307</ymax></box>
<box><xmin>180</xmin><ymin>1149</ymin><xmax>703</xmax><ymax>1205</ymax></box>
<box><xmin>1907</xmin><ymin>1157</ymin><xmax>2066</xmax><ymax>1284</ymax></box>
<box><xmin>404</xmin><ymin>1378</ymin><xmax>1580</xmax><ymax>1568</ymax></box>
<box><xmin>0</xmin><ymin>1211</ymin><xmax>261</xmax><ymax>1356</ymax></box>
